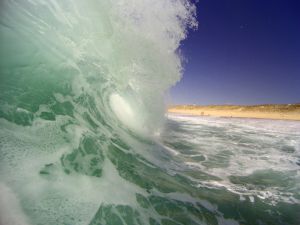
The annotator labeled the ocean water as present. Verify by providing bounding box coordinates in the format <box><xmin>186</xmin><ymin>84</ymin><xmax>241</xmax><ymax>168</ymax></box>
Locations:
<box><xmin>1</xmin><ymin>1</ymin><xmax>300</xmax><ymax>225</ymax></box>
<box><xmin>164</xmin><ymin>115</ymin><xmax>300</xmax><ymax>224</ymax></box>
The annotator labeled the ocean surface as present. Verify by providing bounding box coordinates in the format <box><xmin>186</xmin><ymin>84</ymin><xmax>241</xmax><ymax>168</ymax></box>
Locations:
<box><xmin>1</xmin><ymin>1</ymin><xmax>300</xmax><ymax>225</ymax></box>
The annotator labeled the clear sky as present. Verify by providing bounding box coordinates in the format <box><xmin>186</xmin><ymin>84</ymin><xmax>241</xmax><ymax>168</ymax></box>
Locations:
<box><xmin>171</xmin><ymin>0</ymin><xmax>300</xmax><ymax>105</ymax></box>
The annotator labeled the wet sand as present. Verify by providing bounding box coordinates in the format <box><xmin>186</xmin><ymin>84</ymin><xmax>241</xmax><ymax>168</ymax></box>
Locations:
<box><xmin>168</xmin><ymin>104</ymin><xmax>300</xmax><ymax>121</ymax></box>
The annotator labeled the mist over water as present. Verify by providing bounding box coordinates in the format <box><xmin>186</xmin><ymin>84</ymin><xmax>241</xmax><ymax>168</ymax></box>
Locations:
<box><xmin>1</xmin><ymin>1</ymin><xmax>300</xmax><ymax>225</ymax></box>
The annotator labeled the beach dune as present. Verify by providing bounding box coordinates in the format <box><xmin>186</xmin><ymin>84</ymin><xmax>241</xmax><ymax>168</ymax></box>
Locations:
<box><xmin>168</xmin><ymin>104</ymin><xmax>300</xmax><ymax>121</ymax></box>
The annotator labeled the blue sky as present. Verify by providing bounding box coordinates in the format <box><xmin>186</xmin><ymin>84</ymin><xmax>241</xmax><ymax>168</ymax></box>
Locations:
<box><xmin>171</xmin><ymin>0</ymin><xmax>300</xmax><ymax>105</ymax></box>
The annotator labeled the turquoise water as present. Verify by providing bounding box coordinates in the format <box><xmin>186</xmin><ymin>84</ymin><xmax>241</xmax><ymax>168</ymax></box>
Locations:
<box><xmin>1</xmin><ymin>1</ymin><xmax>300</xmax><ymax>225</ymax></box>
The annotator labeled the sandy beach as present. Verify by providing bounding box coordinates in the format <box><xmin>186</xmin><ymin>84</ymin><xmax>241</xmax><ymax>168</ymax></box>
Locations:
<box><xmin>168</xmin><ymin>104</ymin><xmax>300</xmax><ymax>121</ymax></box>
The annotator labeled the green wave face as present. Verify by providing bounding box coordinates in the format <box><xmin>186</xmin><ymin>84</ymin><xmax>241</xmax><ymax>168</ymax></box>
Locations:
<box><xmin>1</xmin><ymin>1</ymin><xmax>300</xmax><ymax>225</ymax></box>
<box><xmin>0</xmin><ymin>1</ymin><xmax>198</xmax><ymax>224</ymax></box>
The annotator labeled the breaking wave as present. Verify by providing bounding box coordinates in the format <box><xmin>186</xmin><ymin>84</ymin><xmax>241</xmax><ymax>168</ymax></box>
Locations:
<box><xmin>1</xmin><ymin>1</ymin><xmax>299</xmax><ymax>225</ymax></box>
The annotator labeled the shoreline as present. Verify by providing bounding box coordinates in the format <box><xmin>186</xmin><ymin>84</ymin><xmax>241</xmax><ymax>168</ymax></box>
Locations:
<box><xmin>168</xmin><ymin>104</ymin><xmax>300</xmax><ymax>121</ymax></box>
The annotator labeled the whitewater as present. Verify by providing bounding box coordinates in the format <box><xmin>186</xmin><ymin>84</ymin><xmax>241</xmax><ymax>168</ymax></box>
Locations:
<box><xmin>0</xmin><ymin>1</ymin><xmax>299</xmax><ymax>225</ymax></box>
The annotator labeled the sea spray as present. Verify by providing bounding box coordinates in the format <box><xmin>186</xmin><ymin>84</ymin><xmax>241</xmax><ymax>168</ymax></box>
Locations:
<box><xmin>0</xmin><ymin>0</ymin><xmax>198</xmax><ymax>224</ymax></box>
<box><xmin>0</xmin><ymin>0</ymin><xmax>197</xmax><ymax>133</ymax></box>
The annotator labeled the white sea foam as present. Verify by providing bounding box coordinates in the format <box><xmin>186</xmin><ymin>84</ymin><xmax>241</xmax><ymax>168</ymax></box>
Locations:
<box><xmin>0</xmin><ymin>1</ymin><xmax>198</xmax><ymax>224</ymax></box>
<box><xmin>165</xmin><ymin>114</ymin><xmax>300</xmax><ymax>204</ymax></box>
